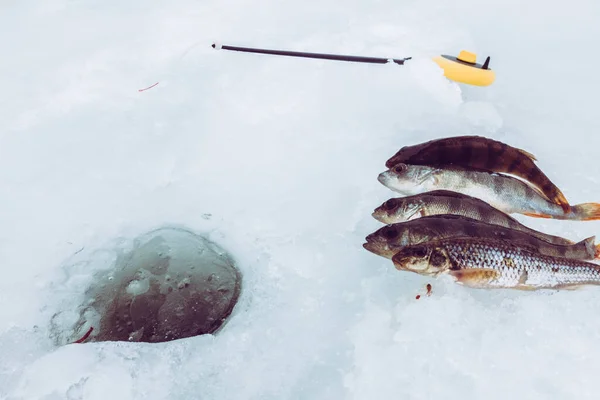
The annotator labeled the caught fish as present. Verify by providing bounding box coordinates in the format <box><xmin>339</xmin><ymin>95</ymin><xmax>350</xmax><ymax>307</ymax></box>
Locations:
<box><xmin>378</xmin><ymin>163</ymin><xmax>600</xmax><ymax>221</ymax></box>
<box><xmin>384</xmin><ymin>135</ymin><xmax>570</xmax><ymax>212</ymax></box>
<box><xmin>363</xmin><ymin>215</ymin><xmax>598</xmax><ymax>261</ymax></box>
<box><xmin>372</xmin><ymin>190</ymin><xmax>576</xmax><ymax>246</ymax></box>
<box><xmin>391</xmin><ymin>237</ymin><xmax>600</xmax><ymax>290</ymax></box>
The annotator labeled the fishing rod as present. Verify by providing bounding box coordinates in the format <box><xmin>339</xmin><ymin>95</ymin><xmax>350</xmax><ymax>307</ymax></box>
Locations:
<box><xmin>211</xmin><ymin>43</ymin><xmax>411</xmax><ymax>65</ymax></box>
<box><xmin>211</xmin><ymin>42</ymin><xmax>495</xmax><ymax>87</ymax></box>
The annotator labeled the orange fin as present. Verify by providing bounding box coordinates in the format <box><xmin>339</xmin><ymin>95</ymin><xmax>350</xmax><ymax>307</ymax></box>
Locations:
<box><xmin>523</xmin><ymin>212</ymin><xmax>552</xmax><ymax>219</ymax></box>
<box><xmin>571</xmin><ymin>203</ymin><xmax>600</xmax><ymax>221</ymax></box>
<box><xmin>448</xmin><ymin>268</ymin><xmax>501</xmax><ymax>288</ymax></box>
<box><xmin>595</xmin><ymin>243</ymin><xmax>600</xmax><ymax>259</ymax></box>
<box><xmin>555</xmin><ymin>193</ymin><xmax>571</xmax><ymax>213</ymax></box>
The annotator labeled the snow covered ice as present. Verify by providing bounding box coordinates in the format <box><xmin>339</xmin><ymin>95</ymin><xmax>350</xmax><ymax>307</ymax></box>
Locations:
<box><xmin>2</xmin><ymin>0</ymin><xmax>600</xmax><ymax>399</ymax></box>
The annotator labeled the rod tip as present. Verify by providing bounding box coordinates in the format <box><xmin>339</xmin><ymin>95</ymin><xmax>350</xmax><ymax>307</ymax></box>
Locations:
<box><xmin>212</xmin><ymin>42</ymin><xmax>222</xmax><ymax>50</ymax></box>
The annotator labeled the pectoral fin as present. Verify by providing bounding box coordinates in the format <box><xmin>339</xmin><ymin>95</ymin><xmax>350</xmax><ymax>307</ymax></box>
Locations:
<box><xmin>448</xmin><ymin>268</ymin><xmax>501</xmax><ymax>288</ymax></box>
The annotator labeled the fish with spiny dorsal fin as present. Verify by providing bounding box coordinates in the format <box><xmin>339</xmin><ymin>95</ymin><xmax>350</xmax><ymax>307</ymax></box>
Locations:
<box><xmin>363</xmin><ymin>214</ymin><xmax>598</xmax><ymax>261</ymax></box>
<box><xmin>377</xmin><ymin>164</ymin><xmax>600</xmax><ymax>221</ymax></box>
<box><xmin>384</xmin><ymin>135</ymin><xmax>571</xmax><ymax>212</ymax></box>
<box><xmin>371</xmin><ymin>190</ymin><xmax>586</xmax><ymax>247</ymax></box>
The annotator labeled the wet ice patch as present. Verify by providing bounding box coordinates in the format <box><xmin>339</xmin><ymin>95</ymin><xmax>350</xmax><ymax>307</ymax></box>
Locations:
<box><xmin>49</xmin><ymin>226</ymin><xmax>241</xmax><ymax>345</ymax></box>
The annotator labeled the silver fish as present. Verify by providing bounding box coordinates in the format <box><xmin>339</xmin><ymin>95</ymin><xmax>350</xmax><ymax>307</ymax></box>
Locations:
<box><xmin>377</xmin><ymin>163</ymin><xmax>600</xmax><ymax>221</ymax></box>
<box><xmin>371</xmin><ymin>190</ymin><xmax>580</xmax><ymax>246</ymax></box>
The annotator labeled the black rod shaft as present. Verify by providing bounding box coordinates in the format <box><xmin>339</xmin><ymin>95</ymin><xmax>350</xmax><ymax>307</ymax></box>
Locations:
<box><xmin>212</xmin><ymin>43</ymin><xmax>411</xmax><ymax>65</ymax></box>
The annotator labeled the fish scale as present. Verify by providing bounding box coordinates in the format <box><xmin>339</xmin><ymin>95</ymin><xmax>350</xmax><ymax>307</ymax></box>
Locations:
<box><xmin>384</xmin><ymin>135</ymin><xmax>571</xmax><ymax>212</ymax></box>
<box><xmin>377</xmin><ymin>164</ymin><xmax>600</xmax><ymax>221</ymax></box>
<box><xmin>363</xmin><ymin>215</ymin><xmax>597</xmax><ymax>261</ymax></box>
<box><xmin>442</xmin><ymin>238</ymin><xmax>600</xmax><ymax>289</ymax></box>
<box><xmin>372</xmin><ymin>191</ymin><xmax>575</xmax><ymax>246</ymax></box>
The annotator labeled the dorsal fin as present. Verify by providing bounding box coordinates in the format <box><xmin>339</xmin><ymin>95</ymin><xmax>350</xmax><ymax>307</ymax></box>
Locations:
<box><xmin>517</xmin><ymin>148</ymin><xmax>537</xmax><ymax>161</ymax></box>
<box><xmin>575</xmin><ymin>236</ymin><xmax>597</xmax><ymax>258</ymax></box>
<box><xmin>416</xmin><ymin>214</ymin><xmax>488</xmax><ymax>224</ymax></box>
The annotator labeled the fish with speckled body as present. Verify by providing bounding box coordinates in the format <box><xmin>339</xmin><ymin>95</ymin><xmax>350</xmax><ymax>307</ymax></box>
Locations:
<box><xmin>391</xmin><ymin>237</ymin><xmax>600</xmax><ymax>290</ymax></box>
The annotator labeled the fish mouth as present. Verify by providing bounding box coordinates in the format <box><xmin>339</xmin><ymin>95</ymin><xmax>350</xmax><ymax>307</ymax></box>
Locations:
<box><xmin>362</xmin><ymin>241</ymin><xmax>377</xmax><ymax>253</ymax></box>
<box><xmin>363</xmin><ymin>240</ymin><xmax>395</xmax><ymax>259</ymax></box>
<box><xmin>362</xmin><ymin>236</ymin><xmax>380</xmax><ymax>251</ymax></box>
<box><xmin>378</xmin><ymin>169</ymin><xmax>401</xmax><ymax>185</ymax></box>
<box><xmin>377</xmin><ymin>169</ymin><xmax>415</xmax><ymax>194</ymax></box>
<box><xmin>371</xmin><ymin>210</ymin><xmax>387</xmax><ymax>223</ymax></box>
<box><xmin>377</xmin><ymin>172</ymin><xmax>389</xmax><ymax>185</ymax></box>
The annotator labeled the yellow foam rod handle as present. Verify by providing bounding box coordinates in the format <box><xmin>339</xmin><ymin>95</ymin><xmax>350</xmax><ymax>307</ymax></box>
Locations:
<box><xmin>432</xmin><ymin>50</ymin><xmax>496</xmax><ymax>87</ymax></box>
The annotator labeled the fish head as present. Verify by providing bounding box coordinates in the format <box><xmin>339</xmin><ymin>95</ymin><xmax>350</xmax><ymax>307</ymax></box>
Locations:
<box><xmin>363</xmin><ymin>224</ymin><xmax>415</xmax><ymax>259</ymax></box>
<box><xmin>377</xmin><ymin>164</ymin><xmax>436</xmax><ymax>194</ymax></box>
<box><xmin>385</xmin><ymin>143</ymin><xmax>424</xmax><ymax>168</ymax></box>
<box><xmin>391</xmin><ymin>245</ymin><xmax>450</xmax><ymax>276</ymax></box>
<box><xmin>372</xmin><ymin>197</ymin><xmax>423</xmax><ymax>223</ymax></box>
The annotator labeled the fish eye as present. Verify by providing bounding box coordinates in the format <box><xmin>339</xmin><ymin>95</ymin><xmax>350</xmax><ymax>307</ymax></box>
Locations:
<box><xmin>393</xmin><ymin>164</ymin><xmax>407</xmax><ymax>173</ymax></box>
<box><xmin>382</xmin><ymin>199</ymin><xmax>398</xmax><ymax>210</ymax></box>
<box><xmin>382</xmin><ymin>227</ymin><xmax>399</xmax><ymax>239</ymax></box>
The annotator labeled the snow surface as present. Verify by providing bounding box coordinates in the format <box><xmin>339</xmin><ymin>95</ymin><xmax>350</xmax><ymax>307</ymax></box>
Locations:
<box><xmin>2</xmin><ymin>0</ymin><xmax>600</xmax><ymax>399</ymax></box>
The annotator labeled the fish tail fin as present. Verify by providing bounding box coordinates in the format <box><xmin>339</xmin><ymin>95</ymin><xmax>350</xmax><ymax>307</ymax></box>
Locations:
<box><xmin>571</xmin><ymin>203</ymin><xmax>600</xmax><ymax>221</ymax></box>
